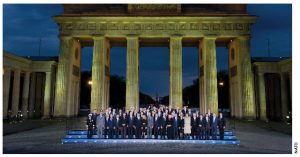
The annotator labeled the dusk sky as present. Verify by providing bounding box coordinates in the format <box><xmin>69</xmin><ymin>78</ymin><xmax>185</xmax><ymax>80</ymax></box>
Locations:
<box><xmin>3</xmin><ymin>4</ymin><xmax>292</xmax><ymax>97</ymax></box>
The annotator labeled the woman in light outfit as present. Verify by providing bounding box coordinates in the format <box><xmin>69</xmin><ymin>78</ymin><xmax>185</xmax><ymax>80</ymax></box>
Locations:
<box><xmin>184</xmin><ymin>113</ymin><xmax>191</xmax><ymax>140</ymax></box>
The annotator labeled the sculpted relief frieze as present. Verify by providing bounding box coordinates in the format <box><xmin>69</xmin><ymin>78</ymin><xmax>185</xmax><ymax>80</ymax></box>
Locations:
<box><xmin>59</xmin><ymin>21</ymin><xmax>252</xmax><ymax>36</ymax></box>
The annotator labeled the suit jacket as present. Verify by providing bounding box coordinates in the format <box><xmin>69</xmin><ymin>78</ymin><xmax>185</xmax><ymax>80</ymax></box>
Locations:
<box><xmin>108</xmin><ymin>118</ymin><xmax>114</xmax><ymax>129</ymax></box>
<box><xmin>105</xmin><ymin>117</ymin><xmax>110</xmax><ymax>128</ymax></box>
<box><xmin>127</xmin><ymin>116</ymin><xmax>135</xmax><ymax>127</ymax></box>
<box><xmin>134</xmin><ymin>117</ymin><xmax>142</xmax><ymax>128</ymax></box>
<box><xmin>198</xmin><ymin>118</ymin><xmax>205</xmax><ymax>130</ymax></box>
<box><xmin>203</xmin><ymin>117</ymin><xmax>210</xmax><ymax>129</ymax></box>
<box><xmin>91</xmin><ymin>113</ymin><xmax>98</xmax><ymax>125</ymax></box>
<box><xmin>172</xmin><ymin>116</ymin><xmax>179</xmax><ymax>128</ymax></box>
<box><xmin>113</xmin><ymin>118</ymin><xmax>121</xmax><ymax>128</ymax></box>
<box><xmin>87</xmin><ymin>118</ymin><xmax>94</xmax><ymax>128</ymax></box>
<box><xmin>211</xmin><ymin>117</ymin><xmax>218</xmax><ymax>130</ymax></box>
<box><xmin>147</xmin><ymin>116</ymin><xmax>154</xmax><ymax>127</ymax></box>
<box><xmin>120</xmin><ymin>116</ymin><xmax>127</xmax><ymax>126</ymax></box>
<box><xmin>160</xmin><ymin>117</ymin><xmax>167</xmax><ymax>128</ymax></box>
<box><xmin>218</xmin><ymin>117</ymin><xmax>226</xmax><ymax>129</ymax></box>
<box><xmin>191</xmin><ymin>116</ymin><xmax>198</xmax><ymax>128</ymax></box>
<box><xmin>179</xmin><ymin>118</ymin><xmax>184</xmax><ymax>128</ymax></box>
<box><xmin>154</xmin><ymin>116</ymin><xmax>160</xmax><ymax>129</ymax></box>
<box><xmin>96</xmin><ymin>115</ymin><xmax>105</xmax><ymax>128</ymax></box>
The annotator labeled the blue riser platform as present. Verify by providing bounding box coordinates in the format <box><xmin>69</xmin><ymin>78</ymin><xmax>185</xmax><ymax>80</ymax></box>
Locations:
<box><xmin>64</xmin><ymin>135</ymin><xmax>236</xmax><ymax>140</ymax></box>
<box><xmin>62</xmin><ymin>139</ymin><xmax>240</xmax><ymax>145</ymax></box>
<box><xmin>67</xmin><ymin>130</ymin><xmax>233</xmax><ymax>136</ymax></box>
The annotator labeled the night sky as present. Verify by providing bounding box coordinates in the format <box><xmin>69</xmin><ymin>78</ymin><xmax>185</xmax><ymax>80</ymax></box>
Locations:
<box><xmin>3</xmin><ymin>4</ymin><xmax>292</xmax><ymax>97</ymax></box>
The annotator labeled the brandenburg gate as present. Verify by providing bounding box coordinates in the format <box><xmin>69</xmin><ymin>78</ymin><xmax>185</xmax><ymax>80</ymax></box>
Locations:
<box><xmin>53</xmin><ymin>4</ymin><xmax>257</xmax><ymax>119</ymax></box>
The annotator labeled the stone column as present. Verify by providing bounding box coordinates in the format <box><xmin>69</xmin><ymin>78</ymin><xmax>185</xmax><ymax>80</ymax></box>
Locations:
<box><xmin>257</xmin><ymin>72</ymin><xmax>267</xmax><ymax>120</ymax></box>
<box><xmin>280</xmin><ymin>72</ymin><xmax>288</xmax><ymax>118</ymax></box>
<box><xmin>28</xmin><ymin>73</ymin><xmax>36</xmax><ymax>118</ymax></box>
<box><xmin>54</xmin><ymin>36</ymin><xmax>73</xmax><ymax>117</ymax></box>
<box><xmin>21</xmin><ymin>71</ymin><xmax>30</xmax><ymax>118</ymax></box>
<box><xmin>3</xmin><ymin>67</ymin><xmax>11</xmax><ymax>119</ymax></box>
<box><xmin>91</xmin><ymin>36</ymin><xmax>109</xmax><ymax>112</ymax></box>
<box><xmin>169</xmin><ymin>36</ymin><xmax>182</xmax><ymax>109</ymax></box>
<box><xmin>11</xmin><ymin>69</ymin><xmax>21</xmax><ymax>117</ymax></box>
<box><xmin>126</xmin><ymin>36</ymin><xmax>139</xmax><ymax>111</ymax></box>
<box><xmin>199</xmin><ymin>37</ymin><xmax>218</xmax><ymax>114</ymax></box>
<box><xmin>237</xmin><ymin>36</ymin><xmax>256</xmax><ymax>119</ymax></box>
<box><xmin>43</xmin><ymin>72</ymin><xmax>52</xmax><ymax>119</ymax></box>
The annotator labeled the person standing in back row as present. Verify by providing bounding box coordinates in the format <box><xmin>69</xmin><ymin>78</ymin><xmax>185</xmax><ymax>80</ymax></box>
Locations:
<box><xmin>218</xmin><ymin>112</ymin><xmax>226</xmax><ymax>140</ymax></box>
<box><xmin>184</xmin><ymin>113</ymin><xmax>191</xmax><ymax>140</ymax></box>
<box><xmin>211</xmin><ymin>113</ymin><xmax>218</xmax><ymax>140</ymax></box>
<box><xmin>96</xmin><ymin>111</ymin><xmax>105</xmax><ymax>139</ymax></box>
<box><xmin>147</xmin><ymin>112</ymin><xmax>154</xmax><ymax>139</ymax></box>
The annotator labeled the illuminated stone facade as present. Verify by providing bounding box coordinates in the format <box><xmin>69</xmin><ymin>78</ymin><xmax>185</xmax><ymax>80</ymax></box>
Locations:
<box><xmin>3</xmin><ymin>51</ymin><xmax>57</xmax><ymax>119</ymax></box>
<box><xmin>2</xmin><ymin>5</ymin><xmax>292</xmax><ymax>121</ymax></box>
<box><xmin>52</xmin><ymin>4</ymin><xmax>257</xmax><ymax>119</ymax></box>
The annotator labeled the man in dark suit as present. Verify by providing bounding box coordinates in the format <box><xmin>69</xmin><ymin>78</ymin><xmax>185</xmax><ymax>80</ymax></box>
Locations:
<box><xmin>134</xmin><ymin>114</ymin><xmax>142</xmax><ymax>139</ymax></box>
<box><xmin>166</xmin><ymin>114</ymin><xmax>173</xmax><ymax>139</ymax></box>
<box><xmin>91</xmin><ymin>109</ymin><xmax>98</xmax><ymax>134</ymax></box>
<box><xmin>191</xmin><ymin>113</ymin><xmax>198</xmax><ymax>140</ymax></box>
<box><xmin>104</xmin><ymin>114</ymin><xmax>110</xmax><ymax>139</ymax></box>
<box><xmin>198</xmin><ymin>114</ymin><xmax>205</xmax><ymax>140</ymax></box>
<box><xmin>127</xmin><ymin>113</ymin><xmax>135</xmax><ymax>139</ymax></box>
<box><xmin>160</xmin><ymin>113</ymin><xmax>167</xmax><ymax>139</ymax></box>
<box><xmin>113</xmin><ymin>114</ymin><xmax>121</xmax><ymax>139</ymax></box>
<box><xmin>179</xmin><ymin>113</ymin><xmax>185</xmax><ymax>140</ymax></box>
<box><xmin>218</xmin><ymin>112</ymin><xmax>226</xmax><ymax>140</ymax></box>
<box><xmin>211</xmin><ymin>113</ymin><xmax>218</xmax><ymax>140</ymax></box>
<box><xmin>108</xmin><ymin>114</ymin><xmax>114</xmax><ymax>139</ymax></box>
<box><xmin>153</xmin><ymin>113</ymin><xmax>160</xmax><ymax>139</ymax></box>
<box><xmin>172</xmin><ymin>113</ymin><xmax>179</xmax><ymax>139</ymax></box>
<box><xmin>207</xmin><ymin>109</ymin><xmax>213</xmax><ymax>136</ymax></box>
<box><xmin>204</xmin><ymin>113</ymin><xmax>211</xmax><ymax>140</ymax></box>
<box><xmin>120</xmin><ymin>113</ymin><xmax>127</xmax><ymax>139</ymax></box>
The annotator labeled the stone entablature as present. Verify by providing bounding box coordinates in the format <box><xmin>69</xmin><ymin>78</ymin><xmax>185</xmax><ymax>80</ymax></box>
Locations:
<box><xmin>253</xmin><ymin>59</ymin><xmax>292</xmax><ymax>74</ymax></box>
<box><xmin>3</xmin><ymin>52</ymin><xmax>31</xmax><ymax>71</ymax></box>
<box><xmin>3</xmin><ymin>51</ymin><xmax>57</xmax><ymax>72</ymax></box>
<box><xmin>54</xmin><ymin>16</ymin><xmax>256</xmax><ymax>38</ymax></box>
<box><xmin>62</xmin><ymin>4</ymin><xmax>247</xmax><ymax>16</ymax></box>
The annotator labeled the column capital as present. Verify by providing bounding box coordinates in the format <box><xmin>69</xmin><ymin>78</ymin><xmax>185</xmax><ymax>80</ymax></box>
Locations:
<box><xmin>4</xmin><ymin>66</ymin><xmax>11</xmax><ymax>70</ymax></box>
<box><xmin>202</xmin><ymin>36</ymin><xmax>217</xmax><ymax>40</ymax></box>
<box><xmin>92</xmin><ymin>35</ymin><xmax>105</xmax><ymax>40</ymax></box>
<box><xmin>13</xmin><ymin>68</ymin><xmax>21</xmax><ymax>73</ymax></box>
<box><xmin>126</xmin><ymin>34</ymin><xmax>139</xmax><ymax>39</ymax></box>
<box><xmin>4</xmin><ymin>67</ymin><xmax>12</xmax><ymax>75</ymax></box>
<box><xmin>237</xmin><ymin>35</ymin><xmax>251</xmax><ymax>40</ymax></box>
<box><xmin>170</xmin><ymin>34</ymin><xmax>183</xmax><ymax>38</ymax></box>
<box><xmin>59</xmin><ymin>35</ymin><xmax>73</xmax><ymax>40</ymax></box>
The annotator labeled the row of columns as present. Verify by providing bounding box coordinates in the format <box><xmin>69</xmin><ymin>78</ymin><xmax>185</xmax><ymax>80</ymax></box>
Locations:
<box><xmin>55</xmin><ymin>35</ymin><xmax>255</xmax><ymax>119</ymax></box>
<box><xmin>257</xmin><ymin>71</ymin><xmax>291</xmax><ymax>120</ymax></box>
<box><xmin>89</xmin><ymin>35</ymin><xmax>224</xmax><ymax>114</ymax></box>
<box><xmin>3</xmin><ymin>67</ymin><xmax>53</xmax><ymax>119</ymax></box>
<box><xmin>89</xmin><ymin>35</ymin><xmax>185</xmax><ymax>112</ymax></box>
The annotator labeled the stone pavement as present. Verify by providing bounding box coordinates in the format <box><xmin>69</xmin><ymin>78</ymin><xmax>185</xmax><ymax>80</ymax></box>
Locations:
<box><xmin>3</xmin><ymin>118</ymin><xmax>292</xmax><ymax>154</ymax></box>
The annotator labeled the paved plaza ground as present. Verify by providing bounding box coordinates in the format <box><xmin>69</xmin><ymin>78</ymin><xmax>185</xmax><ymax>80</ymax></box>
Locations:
<box><xmin>3</xmin><ymin>117</ymin><xmax>292</xmax><ymax>154</ymax></box>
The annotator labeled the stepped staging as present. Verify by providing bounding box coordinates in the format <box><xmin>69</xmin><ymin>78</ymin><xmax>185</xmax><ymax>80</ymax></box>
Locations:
<box><xmin>62</xmin><ymin>130</ymin><xmax>240</xmax><ymax>145</ymax></box>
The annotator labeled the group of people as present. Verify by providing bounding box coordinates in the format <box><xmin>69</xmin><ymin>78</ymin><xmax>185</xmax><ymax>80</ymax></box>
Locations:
<box><xmin>86</xmin><ymin>106</ymin><xmax>226</xmax><ymax>140</ymax></box>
